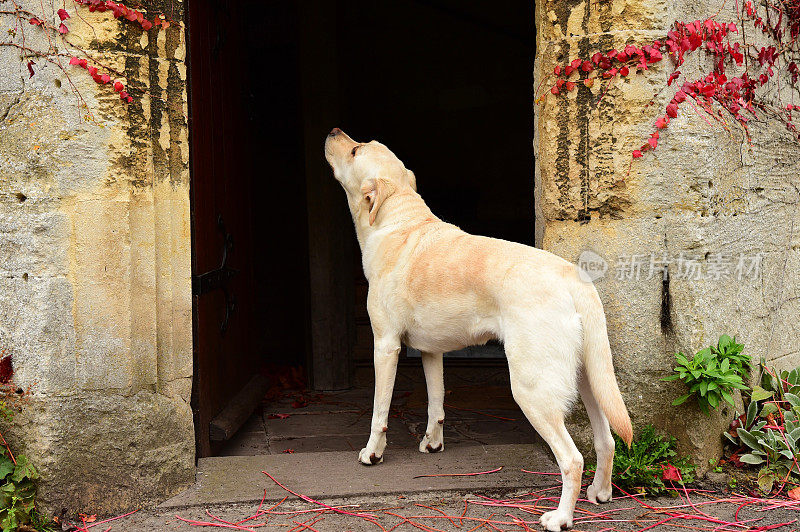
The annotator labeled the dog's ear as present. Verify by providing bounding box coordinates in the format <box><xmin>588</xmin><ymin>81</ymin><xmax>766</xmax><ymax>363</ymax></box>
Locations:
<box><xmin>360</xmin><ymin>178</ymin><xmax>394</xmax><ymax>225</ymax></box>
<box><xmin>406</xmin><ymin>169</ymin><xmax>417</xmax><ymax>192</ymax></box>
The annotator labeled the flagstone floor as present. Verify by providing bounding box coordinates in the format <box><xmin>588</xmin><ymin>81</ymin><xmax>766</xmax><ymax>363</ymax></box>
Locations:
<box><xmin>220</xmin><ymin>385</ymin><xmax>542</xmax><ymax>457</ymax></box>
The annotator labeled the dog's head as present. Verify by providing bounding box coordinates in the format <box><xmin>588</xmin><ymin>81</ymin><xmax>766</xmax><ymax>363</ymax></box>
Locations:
<box><xmin>325</xmin><ymin>128</ymin><xmax>417</xmax><ymax>226</ymax></box>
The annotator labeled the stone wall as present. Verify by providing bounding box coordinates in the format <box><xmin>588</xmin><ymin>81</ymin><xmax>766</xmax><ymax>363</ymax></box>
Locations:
<box><xmin>535</xmin><ymin>0</ymin><xmax>800</xmax><ymax>466</ymax></box>
<box><xmin>0</xmin><ymin>1</ymin><xmax>194</xmax><ymax>512</ymax></box>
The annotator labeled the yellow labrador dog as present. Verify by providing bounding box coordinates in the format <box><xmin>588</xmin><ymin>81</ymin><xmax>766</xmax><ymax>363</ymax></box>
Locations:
<box><xmin>324</xmin><ymin>128</ymin><xmax>632</xmax><ymax>531</ymax></box>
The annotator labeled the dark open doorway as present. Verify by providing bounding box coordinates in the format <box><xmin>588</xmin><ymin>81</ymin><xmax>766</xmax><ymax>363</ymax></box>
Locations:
<box><xmin>188</xmin><ymin>0</ymin><xmax>535</xmax><ymax>457</ymax></box>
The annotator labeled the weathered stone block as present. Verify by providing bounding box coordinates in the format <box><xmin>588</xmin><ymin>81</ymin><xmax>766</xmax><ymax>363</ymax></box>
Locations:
<box><xmin>2</xmin><ymin>391</ymin><xmax>195</xmax><ymax>514</ymax></box>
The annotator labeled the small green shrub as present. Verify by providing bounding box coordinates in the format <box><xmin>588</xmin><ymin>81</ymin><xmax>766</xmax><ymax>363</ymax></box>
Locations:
<box><xmin>603</xmin><ymin>424</ymin><xmax>695</xmax><ymax>495</ymax></box>
<box><xmin>662</xmin><ymin>335</ymin><xmax>751</xmax><ymax>415</ymax></box>
<box><xmin>0</xmin><ymin>398</ymin><xmax>54</xmax><ymax>532</ymax></box>
<box><xmin>724</xmin><ymin>362</ymin><xmax>800</xmax><ymax>493</ymax></box>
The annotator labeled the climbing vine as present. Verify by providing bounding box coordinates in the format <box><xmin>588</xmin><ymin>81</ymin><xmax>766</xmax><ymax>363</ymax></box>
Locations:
<box><xmin>0</xmin><ymin>0</ymin><xmax>178</xmax><ymax>117</ymax></box>
<box><xmin>537</xmin><ymin>0</ymin><xmax>800</xmax><ymax>160</ymax></box>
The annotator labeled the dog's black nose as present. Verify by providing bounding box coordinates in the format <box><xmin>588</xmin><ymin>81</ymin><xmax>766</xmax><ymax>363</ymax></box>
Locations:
<box><xmin>329</xmin><ymin>127</ymin><xmax>341</xmax><ymax>137</ymax></box>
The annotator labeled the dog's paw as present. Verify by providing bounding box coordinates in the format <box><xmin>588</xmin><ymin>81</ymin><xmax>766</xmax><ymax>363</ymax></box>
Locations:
<box><xmin>358</xmin><ymin>447</ymin><xmax>383</xmax><ymax>465</ymax></box>
<box><xmin>587</xmin><ymin>483</ymin><xmax>612</xmax><ymax>504</ymax></box>
<box><xmin>540</xmin><ymin>509</ymin><xmax>573</xmax><ymax>531</ymax></box>
<box><xmin>418</xmin><ymin>420</ymin><xmax>444</xmax><ymax>453</ymax></box>
<box><xmin>418</xmin><ymin>433</ymin><xmax>444</xmax><ymax>454</ymax></box>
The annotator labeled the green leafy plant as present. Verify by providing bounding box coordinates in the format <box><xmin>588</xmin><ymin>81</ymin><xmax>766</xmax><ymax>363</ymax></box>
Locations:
<box><xmin>0</xmin><ymin>398</ymin><xmax>54</xmax><ymax>532</ymax></box>
<box><xmin>603</xmin><ymin>424</ymin><xmax>696</xmax><ymax>494</ymax></box>
<box><xmin>725</xmin><ymin>363</ymin><xmax>800</xmax><ymax>494</ymax></box>
<box><xmin>663</xmin><ymin>335</ymin><xmax>751</xmax><ymax>415</ymax></box>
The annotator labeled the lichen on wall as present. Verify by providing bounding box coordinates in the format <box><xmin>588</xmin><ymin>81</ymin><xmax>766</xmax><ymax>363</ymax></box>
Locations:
<box><xmin>535</xmin><ymin>0</ymin><xmax>800</xmax><ymax>467</ymax></box>
<box><xmin>0</xmin><ymin>0</ymin><xmax>194</xmax><ymax>512</ymax></box>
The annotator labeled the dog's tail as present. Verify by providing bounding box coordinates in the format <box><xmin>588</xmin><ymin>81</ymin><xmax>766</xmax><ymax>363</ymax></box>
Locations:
<box><xmin>571</xmin><ymin>281</ymin><xmax>633</xmax><ymax>446</ymax></box>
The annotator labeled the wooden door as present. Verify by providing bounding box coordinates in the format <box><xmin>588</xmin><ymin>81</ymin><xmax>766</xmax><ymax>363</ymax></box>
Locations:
<box><xmin>187</xmin><ymin>0</ymin><xmax>265</xmax><ymax>457</ymax></box>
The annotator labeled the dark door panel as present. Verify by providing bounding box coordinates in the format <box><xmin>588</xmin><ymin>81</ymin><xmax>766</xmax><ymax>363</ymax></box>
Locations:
<box><xmin>188</xmin><ymin>0</ymin><xmax>259</xmax><ymax>457</ymax></box>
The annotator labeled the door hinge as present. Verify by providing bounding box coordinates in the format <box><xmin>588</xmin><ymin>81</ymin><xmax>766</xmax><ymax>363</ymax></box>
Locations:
<box><xmin>193</xmin><ymin>215</ymin><xmax>238</xmax><ymax>334</ymax></box>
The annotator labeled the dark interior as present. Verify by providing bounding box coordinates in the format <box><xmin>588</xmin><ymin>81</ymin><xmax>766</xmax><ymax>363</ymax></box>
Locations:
<box><xmin>244</xmin><ymin>0</ymin><xmax>534</xmax><ymax>364</ymax></box>
<box><xmin>188</xmin><ymin>0</ymin><xmax>534</xmax><ymax>456</ymax></box>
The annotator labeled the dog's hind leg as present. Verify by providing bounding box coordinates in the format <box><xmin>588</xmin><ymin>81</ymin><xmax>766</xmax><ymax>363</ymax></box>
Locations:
<box><xmin>512</xmin><ymin>380</ymin><xmax>583</xmax><ymax>531</ymax></box>
<box><xmin>419</xmin><ymin>351</ymin><xmax>445</xmax><ymax>453</ymax></box>
<box><xmin>505</xmin><ymin>318</ymin><xmax>583</xmax><ymax>531</ymax></box>
<box><xmin>358</xmin><ymin>334</ymin><xmax>401</xmax><ymax>466</ymax></box>
<box><xmin>579</xmin><ymin>372</ymin><xmax>615</xmax><ymax>503</ymax></box>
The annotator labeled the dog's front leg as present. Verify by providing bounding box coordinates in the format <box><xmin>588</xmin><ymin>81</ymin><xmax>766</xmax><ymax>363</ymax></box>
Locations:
<box><xmin>419</xmin><ymin>351</ymin><xmax>445</xmax><ymax>453</ymax></box>
<box><xmin>358</xmin><ymin>335</ymin><xmax>401</xmax><ymax>465</ymax></box>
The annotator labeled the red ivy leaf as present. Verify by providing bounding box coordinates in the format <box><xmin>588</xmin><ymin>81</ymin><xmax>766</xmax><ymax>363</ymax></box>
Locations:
<box><xmin>662</xmin><ymin>463</ymin><xmax>682</xmax><ymax>482</ymax></box>
<box><xmin>620</xmin><ymin>66</ymin><xmax>630</xmax><ymax>77</ymax></box>
<box><xmin>554</xmin><ymin>65</ymin><xmax>562</xmax><ymax>76</ymax></box>
<box><xmin>667</xmin><ymin>71</ymin><xmax>681</xmax><ymax>86</ymax></box>
<box><xmin>113</xmin><ymin>81</ymin><xmax>124</xmax><ymax>92</ymax></box>
<box><xmin>666</xmin><ymin>102</ymin><xmax>679</xmax><ymax>118</ymax></box>
<box><xmin>648</xmin><ymin>48</ymin><xmax>663</xmax><ymax>62</ymax></box>
<box><xmin>27</xmin><ymin>60</ymin><xmax>35</xmax><ymax>78</ymax></box>
<box><xmin>583</xmin><ymin>78</ymin><xmax>595</xmax><ymax>88</ymax></box>
<box><xmin>58</xmin><ymin>23</ymin><xmax>69</xmax><ymax>34</ymax></box>
<box><xmin>624</xmin><ymin>44</ymin><xmax>640</xmax><ymax>57</ymax></box>
<box><xmin>655</xmin><ymin>115</ymin><xmax>669</xmax><ymax>129</ymax></box>
<box><xmin>69</xmin><ymin>56</ymin><xmax>80</xmax><ymax>66</ymax></box>
<box><xmin>0</xmin><ymin>353</ymin><xmax>12</xmax><ymax>384</ymax></box>
<box><xmin>100</xmin><ymin>74</ymin><xmax>111</xmax><ymax>84</ymax></box>
<box><xmin>632</xmin><ymin>150</ymin><xmax>643</xmax><ymax>158</ymax></box>
<box><xmin>648</xmin><ymin>136</ymin><xmax>658</xmax><ymax>149</ymax></box>
<box><xmin>550</xmin><ymin>85</ymin><xmax>560</xmax><ymax>95</ymax></box>
<box><xmin>565</xmin><ymin>81</ymin><xmax>575</xmax><ymax>91</ymax></box>
<box><xmin>29</xmin><ymin>17</ymin><xmax>43</xmax><ymax>26</ymax></box>
<box><xmin>57</xmin><ymin>8</ymin><xmax>70</xmax><ymax>21</ymax></box>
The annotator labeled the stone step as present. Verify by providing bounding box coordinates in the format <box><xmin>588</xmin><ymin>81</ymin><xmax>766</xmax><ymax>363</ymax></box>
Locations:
<box><xmin>160</xmin><ymin>443</ymin><xmax>558</xmax><ymax>509</ymax></box>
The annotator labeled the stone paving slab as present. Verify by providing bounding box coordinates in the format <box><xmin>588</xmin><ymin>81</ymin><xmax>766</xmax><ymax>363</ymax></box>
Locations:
<box><xmin>91</xmin><ymin>483</ymin><xmax>800</xmax><ymax>532</ymax></box>
<box><xmin>161</xmin><ymin>444</ymin><xmax>557</xmax><ymax>509</ymax></box>
<box><xmin>221</xmin><ymin>387</ymin><xmax>541</xmax><ymax>456</ymax></box>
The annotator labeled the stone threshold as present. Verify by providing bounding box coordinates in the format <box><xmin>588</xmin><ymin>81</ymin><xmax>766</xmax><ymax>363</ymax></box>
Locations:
<box><xmin>160</xmin><ymin>443</ymin><xmax>558</xmax><ymax>509</ymax></box>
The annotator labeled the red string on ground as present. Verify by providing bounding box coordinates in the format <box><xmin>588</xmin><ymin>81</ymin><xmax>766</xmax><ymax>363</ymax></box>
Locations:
<box><xmin>413</xmin><ymin>466</ymin><xmax>503</xmax><ymax>479</ymax></box>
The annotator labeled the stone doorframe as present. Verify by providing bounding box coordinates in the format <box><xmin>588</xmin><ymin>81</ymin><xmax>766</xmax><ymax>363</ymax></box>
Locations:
<box><xmin>1</xmin><ymin>1</ymin><xmax>196</xmax><ymax>513</ymax></box>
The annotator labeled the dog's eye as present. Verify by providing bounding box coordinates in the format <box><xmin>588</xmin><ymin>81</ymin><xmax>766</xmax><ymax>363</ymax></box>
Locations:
<box><xmin>351</xmin><ymin>146</ymin><xmax>359</xmax><ymax>156</ymax></box>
